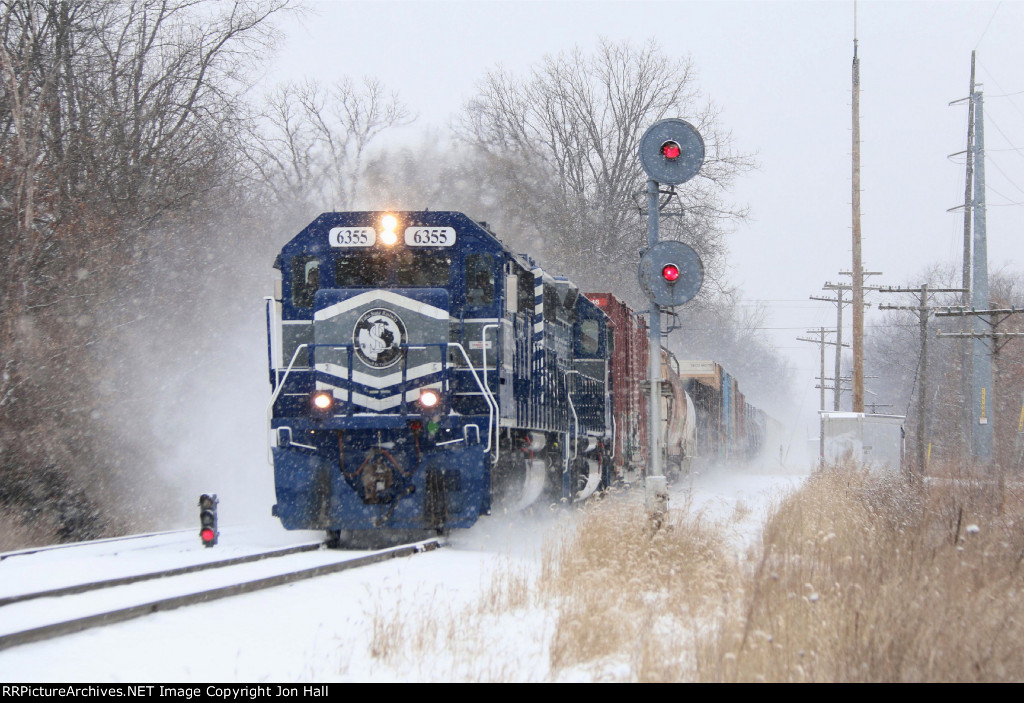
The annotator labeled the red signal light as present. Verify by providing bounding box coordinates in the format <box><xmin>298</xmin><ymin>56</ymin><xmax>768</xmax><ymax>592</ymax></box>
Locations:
<box><xmin>662</xmin><ymin>264</ymin><xmax>680</xmax><ymax>282</ymax></box>
<box><xmin>201</xmin><ymin>528</ymin><xmax>215</xmax><ymax>543</ymax></box>
<box><xmin>661</xmin><ymin>141</ymin><xmax>681</xmax><ymax>160</ymax></box>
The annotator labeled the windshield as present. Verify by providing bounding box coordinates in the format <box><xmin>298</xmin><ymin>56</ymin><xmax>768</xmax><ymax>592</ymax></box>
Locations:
<box><xmin>335</xmin><ymin>250</ymin><xmax>451</xmax><ymax>287</ymax></box>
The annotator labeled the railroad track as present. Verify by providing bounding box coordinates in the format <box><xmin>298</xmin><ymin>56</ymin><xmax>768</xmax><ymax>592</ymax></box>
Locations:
<box><xmin>0</xmin><ymin>538</ymin><xmax>442</xmax><ymax>652</ymax></box>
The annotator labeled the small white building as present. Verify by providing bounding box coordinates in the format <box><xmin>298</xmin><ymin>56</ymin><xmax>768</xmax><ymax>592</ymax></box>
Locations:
<box><xmin>820</xmin><ymin>412</ymin><xmax>905</xmax><ymax>472</ymax></box>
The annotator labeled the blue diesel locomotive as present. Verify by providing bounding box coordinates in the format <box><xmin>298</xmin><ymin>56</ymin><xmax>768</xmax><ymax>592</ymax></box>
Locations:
<box><xmin>266</xmin><ymin>211</ymin><xmax>611</xmax><ymax>543</ymax></box>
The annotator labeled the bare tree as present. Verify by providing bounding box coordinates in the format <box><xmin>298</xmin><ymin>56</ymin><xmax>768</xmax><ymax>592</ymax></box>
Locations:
<box><xmin>245</xmin><ymin>76</ymin><xmax>414</xmax><ymax>222</ymax></box>
<box><xmin>457</xmin><ymin>38</ymin><xmax>754</xmax><ymax>291</ymax></box>
<box><xmin>0</xmin><ymin>0</ymin><xmax>294</xmax><ymax>545</ymax></box>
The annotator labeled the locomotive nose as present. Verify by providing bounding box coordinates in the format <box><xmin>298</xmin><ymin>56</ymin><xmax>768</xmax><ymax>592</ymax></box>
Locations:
<box><xmin>312</xmin><ymin>288</ymin><xmax>450</xmax><ymax>415</ymax></box>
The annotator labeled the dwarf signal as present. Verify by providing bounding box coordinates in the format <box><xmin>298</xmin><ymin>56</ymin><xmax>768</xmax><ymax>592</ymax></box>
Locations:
<box><xmin>199</xmin><ymin>493</ymin><xmax>219</xmax><ymax>547</ymax></box>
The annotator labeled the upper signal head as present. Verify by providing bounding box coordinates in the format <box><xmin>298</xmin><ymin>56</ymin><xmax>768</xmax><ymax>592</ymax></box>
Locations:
<box><xmin>638</xmin><ymin>118</ymin><xmax>705</xmax><ymax>185</ymax></box>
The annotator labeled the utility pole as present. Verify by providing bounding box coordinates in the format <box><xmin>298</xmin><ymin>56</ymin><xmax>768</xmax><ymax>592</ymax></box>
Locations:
<box><xmin>972</xmin><ymin>86</ymin><xmax>992</xmax><ymax>466</ymax></box>
<box><xmin>851</xmin><ymin>35</ymin><xmax>865</xmax><ymax>413</ymax></box>
<box><xmin>798</xmin><ymin>328</ymin><xmax>848</xmax><ymax>467</ymax></box>
<box><xmin>811</xmin><ymin>283</ymin><xmax>852</xmax><ymax>410</ymax></box>
<box><xmin>811</xmin><ymin>277</ymin><xmax>877</xmax><ymax>411</ymax></box>
<box><xmin>878</xmin><ymin>285</ymin><xmax>965</xmax><ymax>475</ymax></box>
<box><xmin>937</xmin><ymin>305</ymin><xmax>1024</xmax><ymax>470</ymax></box>
<box><xmin>949</xmin><ymin>51</ymin><xmax>978</xmax><ymax>472</ymax></box>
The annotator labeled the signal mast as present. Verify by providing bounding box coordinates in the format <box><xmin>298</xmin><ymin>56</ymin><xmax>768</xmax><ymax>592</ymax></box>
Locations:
<box><xmin>637</xmin><ymin>119</ymin><xmax>705</xmax><ymax>518</ymax></box>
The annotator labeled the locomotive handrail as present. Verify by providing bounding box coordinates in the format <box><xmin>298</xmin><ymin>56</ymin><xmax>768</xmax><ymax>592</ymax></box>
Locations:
<box><xmin>264</xmin><ymin>296</ymin><xmax>277</xmax><ymax>382</ymax></box>
<box><xmin>480</xmin><ymin>323</ymin><xmax>501</xmax><ymax>462</ymax></box>
<box><xmin>448</xmin><ymin>342</ymin><xmax>498</xmax><ymax>460</ymax></box>
<box><xmin>564</xmin><ymin>369</ymin><xmax>580</xmax><ymax>460</ymax></box>
<box><xmin>480</xmin><ymin>323</ymin><xmax>500</xmax><ymax>390</ymax></box>
<box><xmin>611</xmin><ymin>415</ymin><xmax>617</xmax><ymax>460</ymax></box>
<box><xmin>266</xmin><ymin>343</ymin><xmax>311</xmax><ymax>464</ymax></box>
<box><xmin>275</xmin><ymin>427</ymin><xmax>317</xmax><ymax>452</ymax></box>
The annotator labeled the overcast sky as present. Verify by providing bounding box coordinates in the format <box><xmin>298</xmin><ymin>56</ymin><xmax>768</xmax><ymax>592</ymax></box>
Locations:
<box><xmin>263</xmin><ymin>0</ymin><xmax>1024</xmax><ymax>431</ymax></box>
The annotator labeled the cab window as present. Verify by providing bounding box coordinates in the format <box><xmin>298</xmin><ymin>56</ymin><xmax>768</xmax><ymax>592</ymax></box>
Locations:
<box><xmin>336</xmin><ymin>253</ymin><xmax>388</xmax><ymax>287</ymax></box>
<box><xmin>335</xmin><ymin>250</ymin><xmax>450</xmax><ymax>287</ymax></box>
<box><xmin>396</xmin><ymin>250</ymin><xmax>451</xmax><ymax>287</ymax></box>
<box><xmin>466</xmin><ymin>253</ymin><xmax>495</xmax><ymax>305</ymax></box>
<box><xmin>579</xmin><ymin>319</ymin><xmax>601</xmax><ymax>355</ymax></box>
<box><xmin>518</xmin><ymin>270</ymin><xmax>535</xmax><ymax>315</ymax></box>
<box><xmin>291</xmin><ymin>256</ymin><xmax>320</xmax><ymax>307</ymax></box>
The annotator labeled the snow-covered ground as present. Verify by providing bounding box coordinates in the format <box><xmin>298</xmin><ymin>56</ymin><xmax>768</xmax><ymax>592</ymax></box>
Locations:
<box><xmin>0</xmin><ymin>464</ymin><xmax>806</xmax><ymax>682</ymax></box>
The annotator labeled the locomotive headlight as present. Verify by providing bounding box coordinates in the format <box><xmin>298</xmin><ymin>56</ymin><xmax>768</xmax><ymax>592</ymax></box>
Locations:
<box><xmin>418</xmin><ymin>388</ymin><xmax>441</xmax><ymax>410</ymax></box>
<box><xmin>379</xmin><ymin>214</ymin><xmax>399</xmax><ymax>246</ymax></box>
<box><xmin>311</xmin><ymin>390</ymin><xmax>334</xmax><ymax>411</ymax></box>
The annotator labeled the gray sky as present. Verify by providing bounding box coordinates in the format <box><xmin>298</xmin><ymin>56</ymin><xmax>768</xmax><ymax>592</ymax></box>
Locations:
<box><xmin>264</xmin><ymin>0</ymin><xmax>1024</xmax><ymax>432</ymax></box>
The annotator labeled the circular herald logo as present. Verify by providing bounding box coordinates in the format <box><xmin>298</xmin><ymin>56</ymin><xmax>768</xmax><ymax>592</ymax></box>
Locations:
<box><xmin>353</xmin><ymin>308</ymin><xmax>407</xmax><ymax>369</ymax></box>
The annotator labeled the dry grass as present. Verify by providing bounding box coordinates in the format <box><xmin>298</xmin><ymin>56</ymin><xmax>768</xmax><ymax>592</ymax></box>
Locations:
<box><xmin>360</xmin><ymin>493</ymin><xmax>741</xmax><ymax>681</ymax></box>
<box><xmin>540</xmin><ymin>492</ymin><xmax>741</xmax><ymax>680</ymax></box>
<box><xmin>361</xmin><ymin>465</ymin><xmax>1024</xmax><ymax>681</ymax></box>
<box><xmin>363</xmin><ymin>563</ymin><xmax>546</xmax><ymax>681</ymax></box>
<box><xmin>477</xmin><ymin>557</ymin><xmax>532</xmax><ymax>615</ymax></box>
<box><xmin>699</xmin><ymin>466</ymin><xmax>1024</xmax><ymax>682</ymax></box>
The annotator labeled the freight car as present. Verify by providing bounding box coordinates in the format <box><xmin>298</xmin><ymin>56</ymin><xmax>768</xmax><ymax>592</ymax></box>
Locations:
<box><xmin>583</xmin><ymin>293</ymin><xmax>696</xmax><ymax>482</ymax></box>
<box><xmin>265</xmin><ymin>211</ymin><xmax>770</xmax><ymax>543</ymax></box>
<box><xmin>677</xmin><ymin>360</ymin><xmax>767</xmax><ymax>465</ymax></box>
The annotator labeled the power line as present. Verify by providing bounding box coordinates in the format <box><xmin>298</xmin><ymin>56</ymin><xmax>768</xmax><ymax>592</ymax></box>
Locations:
<box><xmin>974</xmin><ymin>1</ymin><xmax>1002</xmax><ymax>49</ymax></box>
<box><xmin>985</xmin><ymin>154</ymin><xmax>1024</xmax><ymax>197</ymax></box>
<box><xmin>985</xmin><ymin>112</ymin><xmax>1024</xmax><ymax>161</ymax></box>
<box><xmin>984</xmin><ymin>183</ymin><xmax>1024</xmax><ymax>207</ymax></box>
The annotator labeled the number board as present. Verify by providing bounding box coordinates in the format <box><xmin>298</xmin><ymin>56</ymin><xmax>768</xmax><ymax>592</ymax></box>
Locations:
<box><xmin>329</xmin><ymin>227</ymin><xmax>376</xmax><ymax>247</ymax></box>
<box><xmin>405</xmin><ymin>227</ymin><xmax>456</xmax><ymax>247</ymax></box>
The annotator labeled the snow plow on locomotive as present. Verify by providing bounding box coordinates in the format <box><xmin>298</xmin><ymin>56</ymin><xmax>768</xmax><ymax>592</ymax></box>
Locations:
<box><xmin>265</xmin><ymin>211</ymin><xmax>772</xmax><ymax>543</ymax></box>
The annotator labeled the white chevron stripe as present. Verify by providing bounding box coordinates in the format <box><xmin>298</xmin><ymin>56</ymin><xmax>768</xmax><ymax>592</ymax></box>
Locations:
<box><xmin>316</xmin><ymin>361</ymin><xmax>443</xmax><ymax>388</ymax></box>
<box><xmin>314</xmin><ymin>290</ymin><xmax>448</xmax><ymax>321</ymax></box>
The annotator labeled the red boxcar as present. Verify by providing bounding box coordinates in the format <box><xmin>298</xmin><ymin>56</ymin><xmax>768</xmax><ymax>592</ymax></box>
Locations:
<box><xmin>585</xmin><ymin>293</ymin><xmax>649</xmax><ymax>481</ymax></box>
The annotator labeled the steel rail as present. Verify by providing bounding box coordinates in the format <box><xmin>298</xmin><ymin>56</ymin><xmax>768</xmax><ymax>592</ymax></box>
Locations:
<box><xmin>0</xmin><ymin>542</ymin><xmax>325</xmax><ymax>608</ymax></box>
<box><xmin>0</xmin><ymin>539</ymin><xmax>442</xmax><ymax>652</ymax></box>
<box><xmin>0</xmin><ymin>529</ymin><xmax>194</xmax><ymax>562</ymax></box>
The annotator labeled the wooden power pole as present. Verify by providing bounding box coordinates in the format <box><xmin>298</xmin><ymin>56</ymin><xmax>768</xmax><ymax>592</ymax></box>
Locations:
<box><xmin>851</xmin><ymin>36</ymin><xmax>865</xmax><ymax>413</ymax></box>
<box><xmin>878</xmin><ymin>285</ymin><xmax>965</xmax><ymax>475</ymax></box>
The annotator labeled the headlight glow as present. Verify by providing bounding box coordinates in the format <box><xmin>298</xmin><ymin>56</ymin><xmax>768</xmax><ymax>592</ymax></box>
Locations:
<box><xmin>419</xmin><ymin>389</ymin><xmax>440</xmax><ymax>409</ymax></box>
<box><xmin>312</xmin><ymin>391</ymin><xmax>334</xmax><ymax>410</ymax></box>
